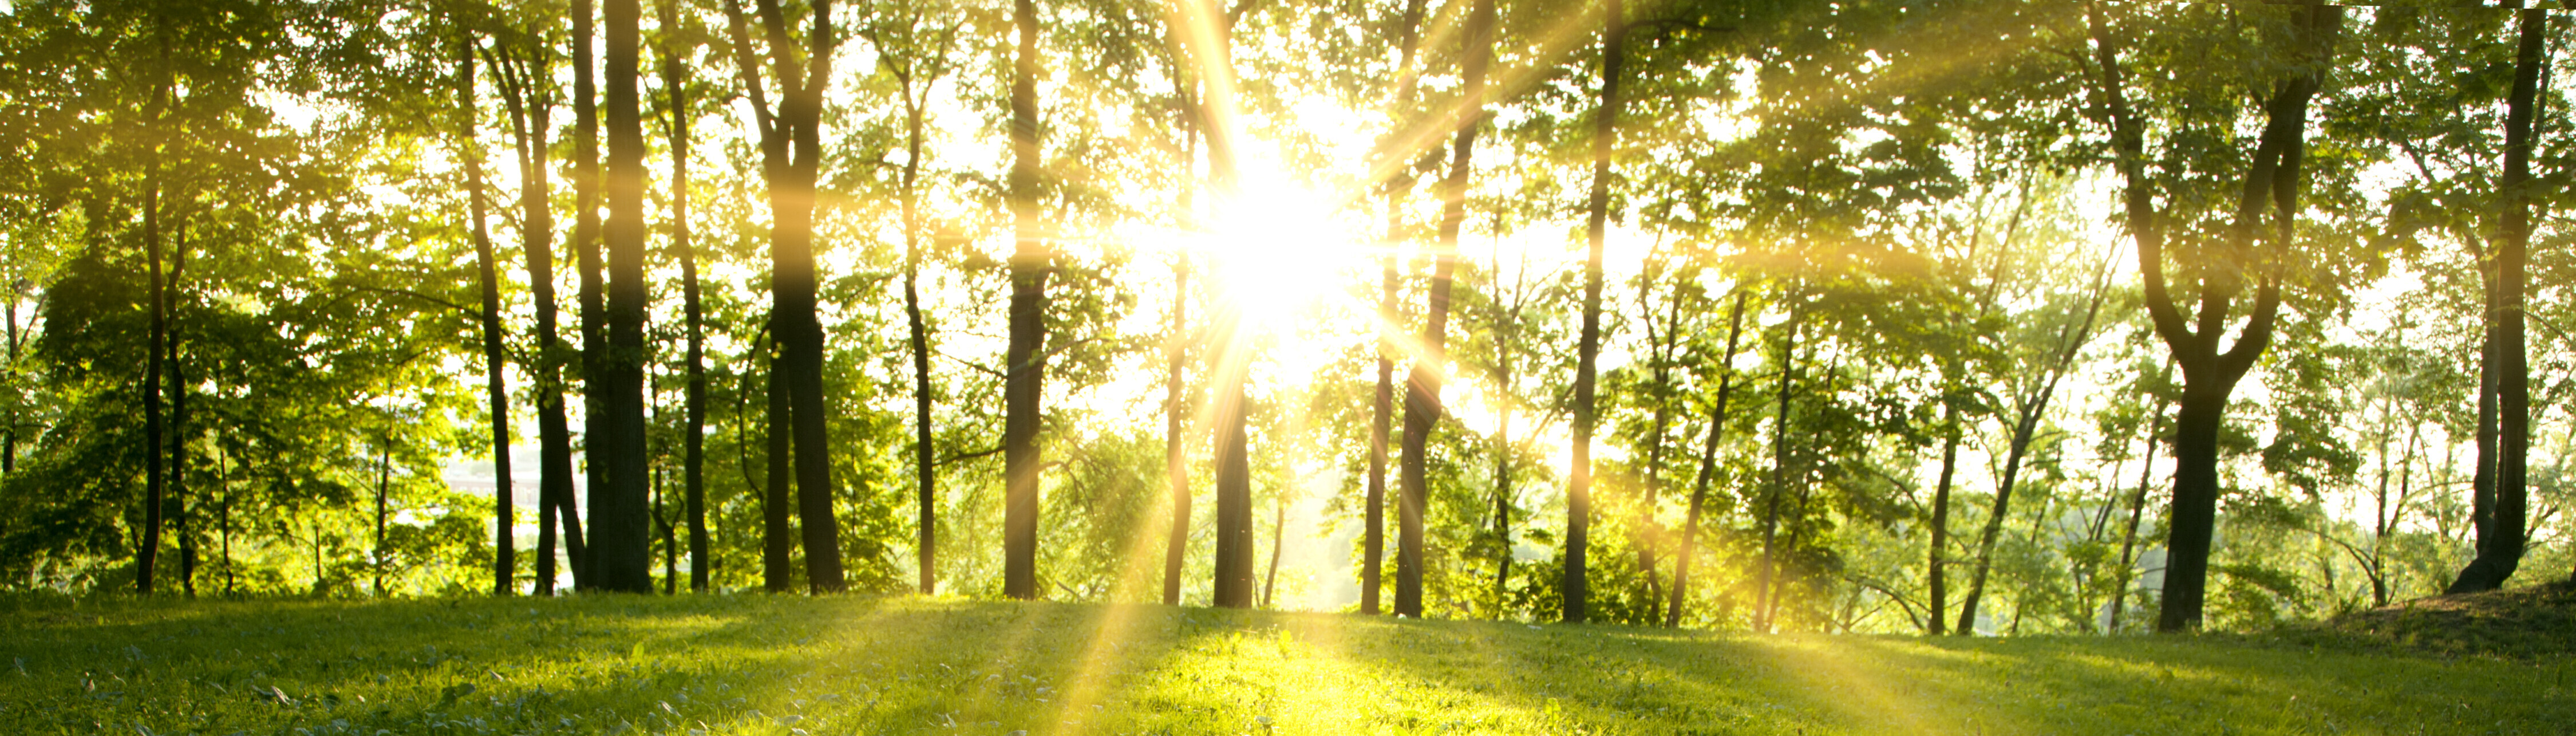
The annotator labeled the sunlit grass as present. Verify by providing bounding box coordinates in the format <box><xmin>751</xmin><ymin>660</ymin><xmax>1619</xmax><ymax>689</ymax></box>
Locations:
<box><xmin>2</xmin><ymin>594</ymin><xmax>2566</xmax><ymax>734</ymax></box>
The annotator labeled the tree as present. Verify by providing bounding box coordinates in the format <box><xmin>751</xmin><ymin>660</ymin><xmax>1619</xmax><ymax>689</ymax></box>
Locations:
<box><xmin>460</xmin><ymin>33</ymin><xmax>517</xmax><ymax>596</ymax></box>
<box><xmin>722</xmin><ymin>0</ymin><xmax>846</xmax><ymax>593</ymax></box>
<box><xmin>1397</xmin><ymin>0</ymin><xmax>1496</xmax><ymax>620</ymax></box>
<box><xmin>2085</xmin><ymin>0</ymin><xmax>2345</xmax><ymax>632</ymax></box>
<box><xmin>1563</xmin><ymin>0</ymin><xmax>1629</xmax><ymax>626</ymax></box>
<box><xmin>658</xmin><ymin>0</ymin><xmax>710</xmax><ymax>593</ymax></box>
<box><xmin>1666</xmin><ymin>288</ymin><xmax>1746</xmax><ymax>626</ymax></box>
<box><xmin>1000</xmin><ymin>0</ymin><xmax>1046</xmax><ymax>601</ymax></box>
<box><xmin>2449</xmin><ymin>2</ymin><xmax>2545</xmax><ymax>595</ymax></box>
<box><xmin>486</xmin><ymin>14</ymin><xmax>588</xmax><ymax>595</ymax></box>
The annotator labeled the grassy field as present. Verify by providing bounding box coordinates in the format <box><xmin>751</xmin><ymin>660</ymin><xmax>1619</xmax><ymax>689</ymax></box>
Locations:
<box><xmin>2</xmin><ymin>594</ymin><xmax>2567</xmax><ymax>735</ymax></box>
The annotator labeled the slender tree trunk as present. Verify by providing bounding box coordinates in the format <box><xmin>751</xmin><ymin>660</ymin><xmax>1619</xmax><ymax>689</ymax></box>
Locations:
<box><xmin>573</xmin><ymin>0</ymin><xmax>609</xmax><ymax>587</ymax></box>
<box><xmin>2451</xmin><ymin>3</ymin><xmax>2543</xmax><ymax>594</ymax></box>
<box><xmin>462</xmin><ymin>37</ymin><xmax>517</xmax><ymax>596</ymax></box>
<box><xmin>1001</xmin><ymin>0</ymin><xmax>1048</xmax><ymax>600</ymax></box>
<box><xmin>1397</xmin><ymin>0</ymin><xmax>1495</xmax><ymax>620</ymax></box>
<box><xmin>896</xmin><ymin>69</ymin><xmax>939</xmax><ymax>597</ymax></box>
<box><xmin>657</xmin><ymin>2</ymin><xmax>709</xmax><ymax>593</ymax></box>
<box><xmin>1365</xmin><ymin>0</ymin><xmax>1429</xmax><ymax>617</ymax></box>
<box><xmin>169</xmin><ymin>233</ymin><xmax>192</xmax><ymax>597</ymax></box>
<box><xmin>1564</xmin><ymin>0</ymin><xmax>1624</xmax><ymax>625</ymax></box>
<box><xmin>493</xmin><ymin>40</ymin><xmax>584</xmax><ymax>595</ymax></box>
<box><xmin>4</xmin><ymin>290</ymin><xmax>17</xmax><ymax>475</ymax></box>
<box><xmin>139</xmin><ymin>153</ymin><xmax>164</xmax><ymax>595</ymax></box>
<box><xmin>762</xmin><ymin>326</ymin><xmax>794</xmax><ymax>591</ymax></box>
<box><xmin>1491</xmin><ymin>356</ymin><xmax>1514</xmax><ymax>611</ymax></box>
<box><xmin>370</xmin><ymin>441</ymin><xmax>389</xmax><ymax>596</ymax></box>
<box><xmin>1666</xmin><ymin>290</ymin><xmax>1747</xmax><ymax>627</ymax></box>
<box><xmin>1161</xmin><ymin>254</ymin><xmax>1190</xmax><ymax>604</ymax></box>
<box><xmin>2108</xmin><ymin>382</ymin><xmax>2167</xmax><ymax>632</ymax></box>
<box><xmin>1262</xmin><ymin>489</ymin><xmax>1285</xmax><ymax>608</ymax></box>
<box><xmin>1925</xmin><ymin>406</ymin><xmax>1959</xmax><ymax>635</ymax></box>
<box><xmin>1753</xmin><ymin>297</ymin><xmax>1799</xmax><ymax>632</ymax></box>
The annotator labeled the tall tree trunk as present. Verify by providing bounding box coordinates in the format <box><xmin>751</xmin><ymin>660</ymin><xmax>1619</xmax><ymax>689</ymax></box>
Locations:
<box><xmin>1262</xmin><ymin>489</ymin><xmax>1285</xmax><ymax>608</ymax></box>
<box><xmin>2451</xmin><ymin>3</ymin><xmax>2543</xmax><ymax>594</ymax></box>
<box><xmin>1490</xmin><ymin>345</ymin><xmax>1514</xmax><ymax>611</ymax></box>
<box><xmin>2087</xmin><ymin>2</ymin><xmax>2338</xmax><ymax>632</ymax></box>
<box><xmin>1666</xmin><ymin>290</ymin><xmax>1747</xmax><ymax>627</ymax></box>
<box><xmin>722</xmin><ymin>0</ymin><xmax>846</xmax><ymax>593</ymax></box>
<box><xmin>462</xmin><ymin>36</ymin><xmax>517</xmax><ymax>596</ymax></box>
<box><xmin>1364</xmin><ymin>0</ymin><xmax>1429</xmax><ymax>617</ymax></box>
<box><xmin>4</xmin><ymin>287</ymin><xmax>18</xmax><ymax>475</ymax></box>
<box><xmin>1001</xmin><ymin>0</ymin><xmax>1048</xmax><ymax>600</ymax></box>
<box><xmin>1956</xmin><ymin>262</ymin><xmax>2112</xmax><ymax>634</ymax></box>
<box><xmin>1564</xmin><ymin>0</ymin><xmax>1625</xmax><ymax>625</ymax></box>
<box><xmin>138</xmin><ymin>148</ymin><xmax>164</xmax><ymax>595</ymax></box>
<box><xmin>898</xmin><ymin>64</ymin><xmax>938</xmax><ymax>597</ymax></box>
<box><xmin>657</xmin><ymin>0</ymin><xmax>709</xmax><ymax>593</ymax></box>
<box><xmin>574</xmin><ymin>0</ymin><xmax>608</xmax><ymax>587</ymax></box>
<box><xmin>1752</xmin><ymin>296</ymin><xmax>1799</xmax><ymax>632</ymax></box>
<box><xmin>762</xmin><ymin>326</ymin><xmax>793</xmax><ymax>591</ymax></box>
<box><xmin>492</xmin><ymin>39</ymin><xmax>584</xmax><ymax>595</ymax></box>
<box><xmin>1397</xmin><ymin>0</ymin><xmax>1495</xmax><ymax>619</ymax></box>
<box><xmin>1162</xmin><ymin>74</ymin><xmax>1199</xmax><ymax>607</ymax></box>
<box><xmin>169</xmin><ymin>233</ymin><xmax>192</xmax><ymax>597</ymax></box>
<box><xmin>1925</xmin><ymin>405</ymin><xmax>1959</xmax><ymax>635</ymax></box>
<box><xmin>374</xmin><ymin>443</ymin><xmax>390</xmax><ymax>596</ymax></box>
<box><xmin>2108</xmin><ymin>379</ymin><xmax>2167</xmax><ymax>632</ymax></box>
<box><xmin>590</xmin><ymin>0</ymin><xmax>655</xmax><ymax>594</ymax></box>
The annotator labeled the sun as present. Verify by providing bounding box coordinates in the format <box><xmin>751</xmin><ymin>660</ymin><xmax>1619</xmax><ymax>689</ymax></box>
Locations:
<box><xmin>1196</xmin><ymin>170</ymin><xmax>1367</xmax><ymax>335</ymax></box>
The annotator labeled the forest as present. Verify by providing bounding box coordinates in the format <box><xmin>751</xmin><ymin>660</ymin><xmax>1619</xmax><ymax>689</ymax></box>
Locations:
<box><xmin>2</xmin><ymin>0</ymin><xmax>2573</xmax><ymax>647</ymax></box>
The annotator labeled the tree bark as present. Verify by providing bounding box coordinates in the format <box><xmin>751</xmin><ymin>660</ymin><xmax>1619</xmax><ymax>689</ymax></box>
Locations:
<box><xmin>2108</xmin><ymin>378</ymin><xmax>2167</xmax><ymax>632</ymax></box>
<box><xmin>659</xmin><ymin>0</ymin><xmax>709</xmax><ymax>593</ymax></box>
<box><xmin>722</xmin><ymin>0</ymin><xmax>845</xmax><ymax>593</ymax></box>
<box><xmin>1397</xmin><ymin>0</ymin><xmax>1495</xmax><ymax>620</ymax></box>
<box><xmin>2087</xmin><ymin>1</ymin><xmax>2337</xmax><ymax>632</ymax></box>
<box><xmin>2450</xmin><ymin>3</ymin><xmax>2543</xmax><ymax>594</ymax></box>
<box><xmin>1364</xmin><ymin>0</ymin><xmax>1430</xmax><ymax>618</ymax></box>
<box><xmin>492</xmin><ymin>38</ymin><xmax>584</xmax><ymax>595</ymax></box>
<box><xmin>762</xmin><ymin>326</ymin><xmax>794</xmax><ymax>591</ymax></box>
<box><xmin>1925</xmin><ymin>406</ymin><xmax>1959</xmax><ymax>635</ymax></box>
<box><xmin>896</xmin><ymin>61</ymin><xmax>938</xmax><ymax>597</ymax></box>
<box><xmin>588</xmin><ymin>0</ymin><xmax>655</xmax><ymax>594</ymax></box>
<box><xmin>374</xmin><ymin>443</ymin><xmax>389</xmax><ymax>596</ymax></box>
<box><xmin>1161</xmin><ymin>253</ymin><xmax>1190</xmax><ymax>605</ymax></box>
<box><xmin>574</xmin><ymin>0</ymin><xmax>609</xmax><ymax>588</ymax></box>
<box><xmin>1001</xmin><ymin>0</ymin><xmax>1048</xmax><ymax>600</ymax></box>
<box><xmin>1262</xmin><ymin>489</ymin><xmax>1285</xmax><ymax>608</ymax></box>
<box><xmin>169</xmin><ymin>230</ymin><xmax>193</xmax><ymax>597</ymax></box>
<box><xmin>1565</xmin><ymin>0</ymin><xmax>1625</xmax><ymax>625</ymax></box>
<box><xmin>462</xmin><ymin>37</ymin><xmax>517</xmax><ymax>596</ymax></box>
<box><xmin>1666</xmin><ymin>290</ymin><xmax>1747</xmax><ymax>627</ymax></box>
<box><xmin>1752</xmin><ymin>295</ymin><xmax>1799</xmax><ymax>632</ymax></box>
<box><xmin>138</xmin><ymin>144</ymin><xmax>164</xmax><ymax>595</ymax></box>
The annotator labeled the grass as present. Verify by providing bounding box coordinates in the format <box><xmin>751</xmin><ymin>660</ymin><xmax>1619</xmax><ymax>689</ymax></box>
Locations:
<box><xmin>2</xmin><ymin>593</ymin><xmax>2569</xmax><ymax>735</ymax></box>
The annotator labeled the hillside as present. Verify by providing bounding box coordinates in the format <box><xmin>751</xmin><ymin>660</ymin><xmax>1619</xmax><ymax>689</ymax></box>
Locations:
<box><xmin>2314</xmin><ymin>578</ymin><xmax>2576</xmax><ymax>659</ymax></box>
<box><xmin>2</xmin><ymin>595</ymin><xmax>2566</xmax><ymax>735</ymax></box>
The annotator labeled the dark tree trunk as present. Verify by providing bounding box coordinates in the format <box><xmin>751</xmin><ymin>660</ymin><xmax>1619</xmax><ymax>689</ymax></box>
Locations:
<box><xmin>492</xmin><ymin>38</ymin><xmax>584</xmax><ymax>595</ymax></box>
<box><xmin>722</xmin><ymin>0</ymin><xmax>845</xmax><ymax>593</ymax></box>
<box><xmin>169</xmin><ymin>233</ymin><xmax>192</xmax><ymax>597</ymax></box>
<box><xmin>1162</xmin><ymin>253</ymin><xmax>1189</xmax><ymax>605</ymax></box>
<box><xmin>461</xmin><ymin>37</ymin><xmax>517</xmax><ymax>596</ymax></box>
<box><xmin>1397</xmin><ymin>0</ymin><xmax>1495</xmax><ymax>620</ymax></box>
<box><xmin>1752</xmin><ymin>297</ymin><xmax>1799</xmax><ymax>632</ymax></box>
<box><xmin>1364</xmin><ymin>0</ymin><xmax>1429</xmax><ymax>617</ymax></box>
<box><xmin>588</xmin><ymin>0</ymin><xmax>655</xmax><ymax>594</ymax></box>
<box><xmin>1666</xmin><ymin>290</ymin><xmax>1747</xmax><ymax>627</ymax></box>
<box><xmin>2088</xmin><ymin>2</ymin><xmax>2337</xmax><ymax>632</ymax></box>
<box><xmin>657</xmin><ymin>0</ymin><xmax>709</xmax><ymax>593</ymax></box>
<box><xmin>1490</xmin><ymin>348</ymin><xmax>1514</xmax><ymax>610</ymax></box>
<box><xmin>1001</xmin><ymin>0</ymin><xmax>1048</xmax><ymax>600</ymax></box>
<box><xmin>2450</xmin><ymin>3</ymin><xmax>2543</xmax><ymax>594</ymax></box>
<box><xmin>139</xmin><ymin>152</ymin><xmax>164</xmax><ymax>595</ymax></box>
<box><xmin>571</xmin><ymin>0</ymin><xmax>611</xmax><ymax>588</ymax></box>
<box><xmin>1925</xmin><ymin>406</ymin><xmax>1959</xmax><ymax>635</ymax></box>
<box><xmin>1564</xmin><ymin>0</ymin><xmax>1624</xmax><ymax>625</ymax></box>
<box><xmin>898</xmin><ymin>65</ymin><xmax>938</xmax><ymax>597</ymax></box>
<box><xmin>4</xmin><ymin>288</ymin><xmax>18</xmax><ymax>475</ymax></box>
<box><xmin>374</xmin><ymin>443</ymin><xmax>390</xmax><ymax>596</ymax></box>
<box><xmin>762</xmin><ymin>326</ymin><xmax>794</xmax><ymax>591</ymax></box>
